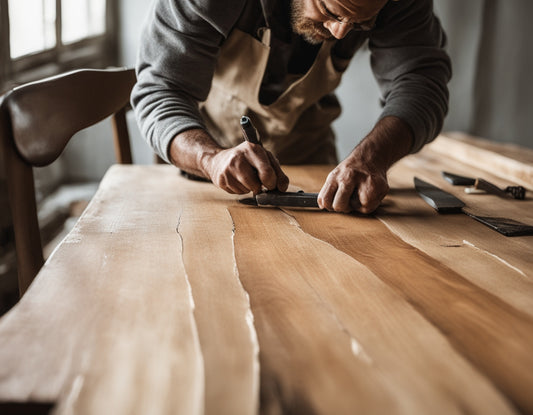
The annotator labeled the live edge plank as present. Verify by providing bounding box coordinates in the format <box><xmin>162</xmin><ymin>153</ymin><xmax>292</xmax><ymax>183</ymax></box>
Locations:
<box><xmin>0</xmin><ymin>166</ymin><xmax>205</xmax><ymax>414</ymax></box>
<box><xmin>284</xmin><ymin>163</ymin><xmax>533</xmax><ymax>414</ymax></box>
<box><xmin>230</xmin><ymin>206</ymin><xmax>515</xmax><ymax>415</ymax></box>
<box><xmin>176</xmin><ymin>180</ymin><xmax>259</xmax><ymax>415</ymax></box>
<box><xmin>0</xmin><ymin>144</ymin><xmax>531</xmax><ymax>414</ymax></box>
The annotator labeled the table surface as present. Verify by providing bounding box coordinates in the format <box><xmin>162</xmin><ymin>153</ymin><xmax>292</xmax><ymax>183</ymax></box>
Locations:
<box><xmin>1</xmin><ymin>133</ymin><xmax>533</xmax><ymax>415</ymax></box>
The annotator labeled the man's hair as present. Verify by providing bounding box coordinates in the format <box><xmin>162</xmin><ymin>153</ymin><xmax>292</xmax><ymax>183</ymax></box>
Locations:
<box><xmin>333</xmin><ymin>0</ymin><xmax>398</xmax><ymax>16</ymax></box>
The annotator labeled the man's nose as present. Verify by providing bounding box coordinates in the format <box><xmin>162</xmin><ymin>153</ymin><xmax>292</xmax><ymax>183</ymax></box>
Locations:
<box><xmin>323</xmin><ymin>20</ymin><xmax>351</xmax><ymax>39</ymax></box>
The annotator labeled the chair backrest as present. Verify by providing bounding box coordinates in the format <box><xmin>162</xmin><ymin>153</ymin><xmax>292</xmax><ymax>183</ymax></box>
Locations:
<box><xmin>0</xmin><ymin>67</ymin><xmax>137</xmax><ymax>296</ymax></box>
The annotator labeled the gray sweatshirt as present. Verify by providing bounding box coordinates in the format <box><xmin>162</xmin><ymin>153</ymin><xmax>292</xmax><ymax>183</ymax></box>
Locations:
<box><xmin>132</xmin><ymin>0</ymin><xmax>451</xmax><ymax>163</ymax></box>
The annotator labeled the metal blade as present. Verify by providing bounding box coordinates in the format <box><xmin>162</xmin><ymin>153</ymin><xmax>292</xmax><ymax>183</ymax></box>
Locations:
<box><xmin>255</xmin><ymin>191</ymin><xmax>320</xmax><ymax>208</ymax></box>
<box><xmin>414</xmin><ymin>177</ymin><xmax>465</xmax><ymax>213</ymax></box>
<box><xmin>463</xmin><ymin>213</ymin><xmax>533</xmax><ymax>237</ymax></box>
<box><xmin>238</xmin><ymin>197</ymin><xmax>258</xmax><ymax>206</ymax></box>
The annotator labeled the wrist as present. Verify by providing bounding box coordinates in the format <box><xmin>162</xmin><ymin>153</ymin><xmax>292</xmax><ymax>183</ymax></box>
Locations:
<box><xmin>169</xmin><ymin>128</ymin><xmax>223</xmax><ymax>179</ymax></box>
<box><xmin>198</xmin><ymin>146</ymin><xmax>222</xmax><ymax>179</ymax></box>
<box><xmin>352</xmin><ymin>116</ymin><xmax>413</xmax><ymax>171</ymax></box>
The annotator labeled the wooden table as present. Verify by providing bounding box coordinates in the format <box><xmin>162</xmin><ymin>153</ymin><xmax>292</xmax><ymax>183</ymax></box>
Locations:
<box><xmin>1</xmin><ymin>133</ymin><xmax>532</xmax><ymax>415</ymax></box>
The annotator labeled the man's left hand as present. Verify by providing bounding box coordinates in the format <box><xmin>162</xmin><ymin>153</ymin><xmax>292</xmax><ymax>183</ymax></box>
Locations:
<box><xmin>317</xmin><ymin>156</ymin><xmax>389</xmax><ymax>214</ymax></box>
<box><xmin>317</xmin><ymin>116</ymin><xmax>414</xmax><ymax>214</ymax></box>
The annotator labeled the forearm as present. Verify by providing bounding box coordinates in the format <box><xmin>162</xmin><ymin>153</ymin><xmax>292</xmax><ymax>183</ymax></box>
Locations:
<box><xmin>348</xmin><ymin>116</ymin><xmax>414</xmax><ymax>171</ymax></box>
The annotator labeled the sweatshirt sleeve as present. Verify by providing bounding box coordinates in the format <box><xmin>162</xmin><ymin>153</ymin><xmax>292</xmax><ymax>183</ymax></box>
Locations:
<box><xmin>369</xmin><ymin>0</ymin><xmax>452</xmax><ymax>153</ymax></box>
<box><xmin>131</xmin><ymin>0</ymin><xmax>246</xmax><ymax>162</ymax></box>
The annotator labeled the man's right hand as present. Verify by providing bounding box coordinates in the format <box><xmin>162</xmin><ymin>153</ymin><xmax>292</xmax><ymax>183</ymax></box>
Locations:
<box><xmin>169</xmin><ymin>128</ymin><xmax>289</xmax><ymax>195</ymax></box>
<box><xmin>204</xmin><ymin>142</ymin><xmax>289</xmax><ymax>195</ymax></box>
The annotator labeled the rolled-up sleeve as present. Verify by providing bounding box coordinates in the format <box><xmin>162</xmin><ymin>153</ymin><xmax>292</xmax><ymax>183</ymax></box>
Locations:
<box><xmin>131</xmin><ymin>0</ymin><xmax>246</xmax><ymax>162</ymax></box>
<box><xmin>370</xmin><ymin>0</ymin><xmax>452</xmax><ymax>153</ymax></box>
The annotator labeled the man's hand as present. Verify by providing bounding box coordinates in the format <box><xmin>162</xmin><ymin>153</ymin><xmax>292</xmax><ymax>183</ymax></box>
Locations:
<box><xmin>318</xmin><ymin>116</ymin><xmax>414</xmax><ymax>214</ymax></box>
<box><xmin>318</xmin><ymin>157</ymin><xmax>389</xmax><ymax>214</ymax></box>
<box><xmin>205</xmin><ymin>142</ymin><xmax>289</xmax><ymax>195</ymax></box>
<box><xmin>169</xmin><ymin>128</ymin><xmax>289</xmax><ymax>195</ymax></box>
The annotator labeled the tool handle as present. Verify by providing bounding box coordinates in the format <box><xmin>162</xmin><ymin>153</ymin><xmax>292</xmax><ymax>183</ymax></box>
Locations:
<box><xmin>474</xmin><ymin>178</ymin><xmax>509</xmax><ymax>198</ymax></box>
<box><xmin>240</xmin><ymin>116</ymin><xmax>261</xmax><ymax>145</ymax></box>
<box><xmin>505</xmin><ymin>185</ymin><xmax>526</xmax><ymax>200</ymax></box>
<box><xmin>474</xmin><ymin>178</ymin><xmax>526</xmax><ymax>200</ymax></box>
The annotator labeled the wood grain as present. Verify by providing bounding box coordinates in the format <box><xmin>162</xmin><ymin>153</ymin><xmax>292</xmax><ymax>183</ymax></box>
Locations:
<box><xmin>176</xmin><ymin>180</ymin><xmax>259</xmax><ymax>415</ymax></box>
<box><xmin>286</xmin><ymin>209</ymin><xmax>533</xmax><ymax>414</ymax></box>
<box><xmin>0</xmin><ymin>133</ymin><xmax>532</xmax><ymax>414</ymax></box>
<box><xmin>383</xmin><ymin>149</ymin><xmax>533</xmax><ymax>314</ymax></box>
<box><xmin>431</xmin><ymin>132</ymin><xmax>533</xmax><ymax>189</ymax></box>
<box><xmin>0</xmin><ymin>166</ymin><xmax>204</xmax><ymax>414</ymax></box>
<box><xmin>230</xmin><ymin>206</ymin><xmax>514</xmax><ymax>415</ymax></box>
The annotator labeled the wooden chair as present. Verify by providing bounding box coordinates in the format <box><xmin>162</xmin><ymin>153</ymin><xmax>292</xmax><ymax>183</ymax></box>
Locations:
<box><xmin>0</xmin><ymin>68</ymin><xmax>137</xmax><ymax>296</ymax></box>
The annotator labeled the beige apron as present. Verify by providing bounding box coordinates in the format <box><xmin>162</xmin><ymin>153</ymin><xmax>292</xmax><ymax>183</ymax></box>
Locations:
<box><xmin>200</xmin><ymin>28</ymin><xmax>347</xmax><ymax>164</ymax></box>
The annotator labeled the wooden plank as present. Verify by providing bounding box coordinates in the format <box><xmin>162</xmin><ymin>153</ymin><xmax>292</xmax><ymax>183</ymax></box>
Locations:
<box><xmin>0</xmin><ymin>145</ymin><xmax>531</xmax><ymax>414</ymax></box>
<box><xmin>229</xmin><ymin>206</ymin><xmax>395</xmax><ymax>414</ymax></box>
<box><xmin>282</xmin><ymin>163</ymin><xmax>533</xmax><ymax>413</ymax></box>
<box><xmin>383</xmin><ymin>149</ymin><xmax>533</xmax><ymax>315</ymax></box>
<box><xmin>286</xmin><ymin>208</ymin><xmax>533</xmax><ymax>414</ymax></box>
<box><xmin>430</xmin><ymin>132</ymin><xmax>533</xmax><ymax>188</ymax></box>
<box><xmin>0</xmin><ymin>166</ymin><xmax>204</xmax><ymax>414</ymax></box>
<box><xmin>229</xmin><ymin>205</ymin><xmax>515</xmax><ymax>414</ymax></box>
<box><xmin>176</xmin><ymin>180</ymin><xmax>259</xmax><ymax>415</ymax></box>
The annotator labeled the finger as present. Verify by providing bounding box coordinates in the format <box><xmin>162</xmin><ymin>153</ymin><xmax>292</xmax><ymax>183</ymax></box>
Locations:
<box><xmin>234</xmin><ymin>162</ymin><xmax>263</xmax><ymax>194</ymax></box>
<box><xmin>215</xmin><ymin>167</ymin><xmax>251</xmax><ymax>194</ymax></box>
<box><xmin>266</xmin><ymin>152</ymin><xmax>290</xmax><ymax>191</ymax></box>
<box><xmin>318</xmin><ymin>181</ymin><xmax>337</xmax><ymax>211</ymax></box>
<box><xmin>244</xmin><ymin>144</ymin><xmax>278</xmax><ymax>190</ymax></box>
<box><xmin>222</xmin><ymin>174</ymin><xmax>251</xmax><ymax>194</ymax></box>
<box><xmin>332</xmin><ymin>183</ymin><xmax>358</xmax><ymax>213</ymax></box>
<box><xmin>357</xmin><ymin>183</ymin><xmax>388</xmax><ymax>214</ymax></box>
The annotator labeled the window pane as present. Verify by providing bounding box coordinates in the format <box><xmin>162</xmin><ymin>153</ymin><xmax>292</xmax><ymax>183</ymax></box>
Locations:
<box><xmin>62</xmin><ymin>0</ymin><xmax>106</xmax><ymax>44</ymax></box>
<box><xmin>9</xmin><ymin>0</ymin><xmax>56</xmax><ymax>59</ymax></box>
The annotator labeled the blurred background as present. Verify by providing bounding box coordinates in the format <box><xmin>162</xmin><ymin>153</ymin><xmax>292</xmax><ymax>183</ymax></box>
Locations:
<box><xmin>1</xmin><ymin>0</ymin><xmax>532</xmax><ymax>312</ymax></box>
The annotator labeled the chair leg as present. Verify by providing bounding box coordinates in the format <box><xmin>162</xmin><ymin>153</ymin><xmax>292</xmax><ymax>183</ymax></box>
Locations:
<box><xmin>111</xmin><ymin>108</ymin><xmax>133</xmax><ymax>164</ymax></box>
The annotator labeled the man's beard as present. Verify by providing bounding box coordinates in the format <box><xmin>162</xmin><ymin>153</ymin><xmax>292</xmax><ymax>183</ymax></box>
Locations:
<box><xmin>290</xmin><ymin>0</ymin><xmax>333</xmax><ymax>44</ymax></box>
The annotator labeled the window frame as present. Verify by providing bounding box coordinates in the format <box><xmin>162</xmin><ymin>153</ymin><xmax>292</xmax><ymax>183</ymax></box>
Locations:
<box><xmin>0</xmin><ymin>0</ymin><xmax>119</xmax><ymax>92</ymax></box>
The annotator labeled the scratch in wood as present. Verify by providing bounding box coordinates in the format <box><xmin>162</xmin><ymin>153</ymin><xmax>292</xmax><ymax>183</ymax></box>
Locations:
<box><xmin>350</xmin><ymin>338</ymin><xmax>373</xmax><ymax>365</ymax></box>
<box><xmin>176</xmin><ymin>212</ymin><xmax>197</xmax><ymax>311</ymax></box>
<box><xmin>56</xmin><ymin>374</ymin><xmax>85</xmax><ymax>414</ymax></box>
<box><xmin>462</xmin><ymin>240</ymin><xmax>528</xmax><ymax>279</ymax></box>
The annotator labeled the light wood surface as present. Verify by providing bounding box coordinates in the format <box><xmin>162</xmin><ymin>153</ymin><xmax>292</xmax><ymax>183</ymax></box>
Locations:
<box><xmin>0</xmin><ymin>134</ymin><xmax>532</xmax><ymax>414</ymax></box>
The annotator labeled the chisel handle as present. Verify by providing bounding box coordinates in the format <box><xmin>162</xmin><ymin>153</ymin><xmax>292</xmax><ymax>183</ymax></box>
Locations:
<box><xmin>475</xmin><ymin>178</ymin><xmax>525</xmax><ymax>200</ymax></box>
<box><xmin>240</xmin><ymin>116</ymin><xmax>261</xmax><ymax>145</ymax></box>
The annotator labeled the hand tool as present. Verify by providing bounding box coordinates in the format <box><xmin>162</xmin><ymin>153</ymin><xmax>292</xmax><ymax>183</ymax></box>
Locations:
<box><xmin>441</xmin><ymin>171</ymin><xmax>526</xmax><ymax>200</ymax></box>
<box><xmin>240</xmin><ymin>115</ymin><xmax>261</xmax><ymax>145</ymax></box>
<box><xmin>239</xmin><ymin>190</ymin><xmax>361</xmax><ymax>211</ymax></box>
<box><xmin>414</xmin><ymin>177</ymin><xmax>533</xmax><ymax>236</ymax></box>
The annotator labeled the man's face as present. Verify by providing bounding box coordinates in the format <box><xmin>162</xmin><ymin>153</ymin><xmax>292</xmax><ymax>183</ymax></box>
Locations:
<box><xmin>291</xmin><ymin>0</ymin><xmax>389</xmax><ymax>44</ymax></box>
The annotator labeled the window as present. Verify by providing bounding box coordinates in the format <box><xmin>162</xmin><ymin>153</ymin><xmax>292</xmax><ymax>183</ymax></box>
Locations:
<box><xmin>0</xmin><ymin>0</ymin><xmax>119</xmax><ymax>92</ymax></box>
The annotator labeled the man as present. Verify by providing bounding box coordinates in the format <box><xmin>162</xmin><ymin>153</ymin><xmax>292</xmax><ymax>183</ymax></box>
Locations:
<box><xmin>132</xmin><ymin>0</ymin><xmax>451</xmax><ymax>213</ymax></box>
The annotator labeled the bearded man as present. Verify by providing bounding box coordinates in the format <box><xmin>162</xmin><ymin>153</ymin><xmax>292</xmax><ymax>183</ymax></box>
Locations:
<box><xmin>132</xmin><ymin>0</ymin><xmax>451</xmax><ymax>213</ymax></box>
